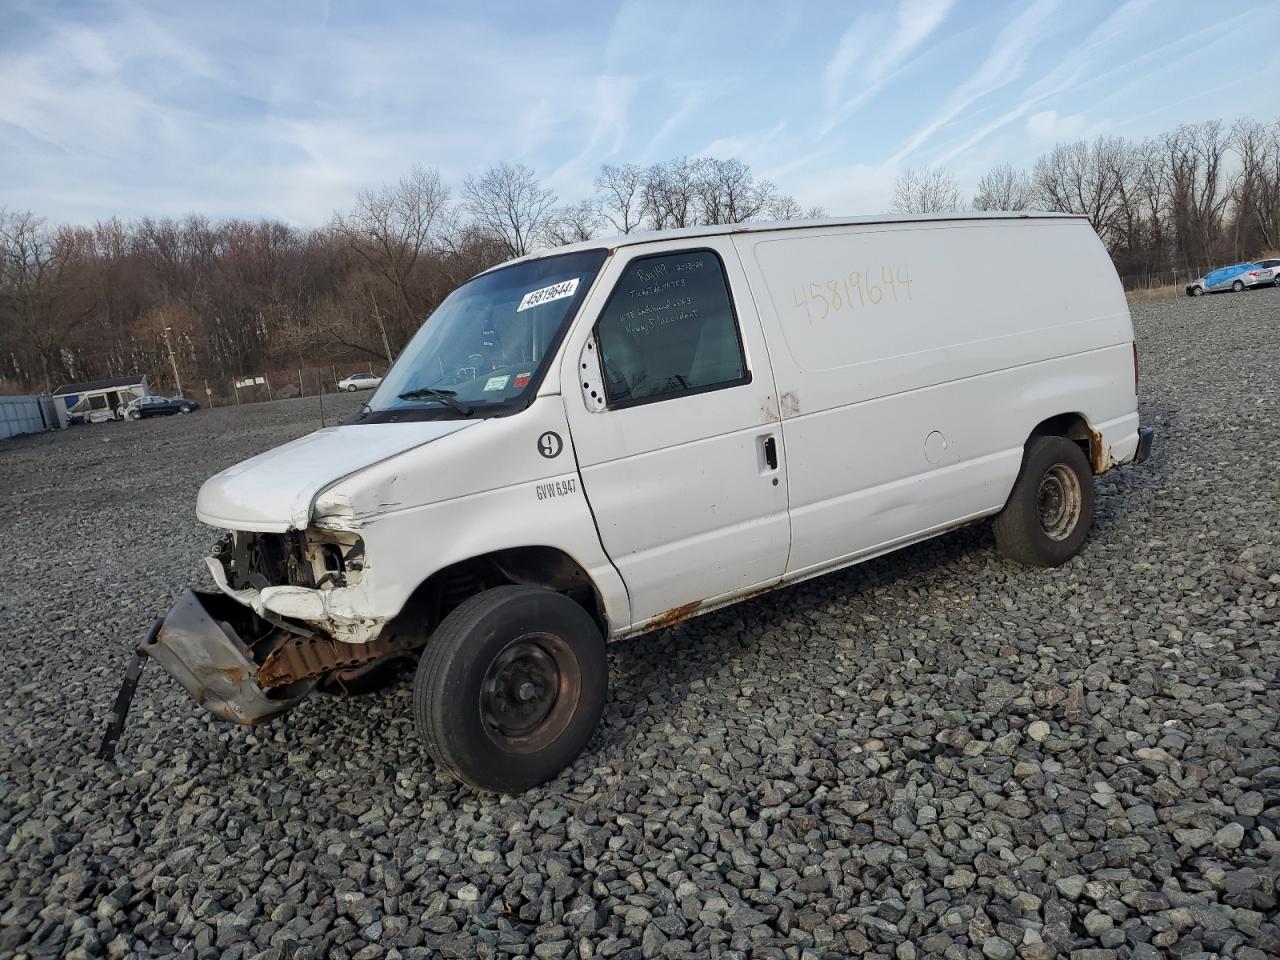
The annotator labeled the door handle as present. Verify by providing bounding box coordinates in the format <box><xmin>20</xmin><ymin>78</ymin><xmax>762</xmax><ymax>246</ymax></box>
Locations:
<box><xmin>762</xmin><ymin>435</ymin><xmax>778</xmax><ymax>471</ymax></box>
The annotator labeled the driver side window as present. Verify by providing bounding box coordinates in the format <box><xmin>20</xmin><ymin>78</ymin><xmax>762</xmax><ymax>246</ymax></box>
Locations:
<box><xmin>595</xmin><ymin>250</ymin><xmax>749</xmax><ymax>408</ymax></box>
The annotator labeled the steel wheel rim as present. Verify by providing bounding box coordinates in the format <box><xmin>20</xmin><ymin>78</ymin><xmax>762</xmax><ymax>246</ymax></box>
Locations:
<box><xmin>480</xmin><ymin>633</ymin><xmax>580</xmax><ymax>753</ymax></box>
<box><xmin>1036</xmin><ymin>463</ymin><xmax>1081</xmax><ymax>541</ymax></box>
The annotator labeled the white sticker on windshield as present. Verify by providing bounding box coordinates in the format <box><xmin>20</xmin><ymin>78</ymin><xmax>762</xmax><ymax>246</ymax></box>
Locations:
<box><xmin>517</xmin><ymin>277</ymin><xmax>579</xmax><ymax>312</ymax></box>
<box><xmin>483</xmin><ymin>375</ymin><xmax>510</xmax><ymax>392</ymax></box>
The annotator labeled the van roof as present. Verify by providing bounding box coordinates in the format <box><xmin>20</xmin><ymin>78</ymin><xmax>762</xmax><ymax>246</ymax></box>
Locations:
<box><xmin>485</xmin><ymin>210</ymin><xmax>1086</xmax><ymax>274</ymax></box>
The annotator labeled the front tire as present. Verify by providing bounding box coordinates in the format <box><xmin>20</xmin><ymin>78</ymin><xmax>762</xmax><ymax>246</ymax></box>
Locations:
<box><xmin>346</xmin><ymin>384</ymin><xmax>357</xmax><ymax>392</ymax></box>
<box><xmin>993</xmin><ymin>436</ymin><xmax>1095</xmax><ymax>567</ymax></box>
<box><xmin>414</xmin><ymin>585</ymin><xmax>606</xmax><ymax>793</ymax></box>
<box><xmin>1190</xmin><ymin>285</ymin><xmax>1204</xmax><ymax>297</ymax></box>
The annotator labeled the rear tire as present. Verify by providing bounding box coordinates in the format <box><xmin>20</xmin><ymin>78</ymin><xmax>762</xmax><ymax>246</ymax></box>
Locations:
<box><xmin>413</xmin><ymin>585</ymin><xmax>606</xmax><ymax>793</ymax></box>
<box><xmin>1232</xmin><ymin>280</ymin><xmax>1245</xmax><ymax>292</ymax></box>
<box><xmin>993</xmin><ymin>436</ymin><xmax>1095</xmax><ymax>567</ymax></box>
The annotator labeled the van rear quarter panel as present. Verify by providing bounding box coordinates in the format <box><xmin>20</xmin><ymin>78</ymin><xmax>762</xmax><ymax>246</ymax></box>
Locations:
<box><xmin>733</xmin><ymin>218</ymin><xmax>1138</xmax><ymax>575</ymax></box>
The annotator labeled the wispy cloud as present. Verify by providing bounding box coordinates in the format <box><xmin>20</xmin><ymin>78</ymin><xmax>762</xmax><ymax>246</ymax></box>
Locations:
<box><xmin>927</xmin><ymin>0</ymin><xmax>1154</xmax><ymax>167</ymax></box>
<box><xmin>820</xmin><ymin>0</ymin><xmax>954</xmax><ymax>135</ymax></box>
<box><xmin>885</xmin><ymin>0</ymin><xmax>1062</xmax><ymax>167</ymax></box>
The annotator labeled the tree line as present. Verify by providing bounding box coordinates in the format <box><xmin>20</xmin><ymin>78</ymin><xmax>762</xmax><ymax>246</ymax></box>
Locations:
<box><xmin>3</xmin><ymin>113</ymin><xmax>1278</xmax><ymax>398</ymax></box>
<box><xmin>894</xmin><ymin>115</ymin><xmax>1280</xmax><ymax>279</ymax></box>
<box><xmin>0</xmin><ymin>157</ymin><xmax>813</xmax><ymax>397</ymax></box>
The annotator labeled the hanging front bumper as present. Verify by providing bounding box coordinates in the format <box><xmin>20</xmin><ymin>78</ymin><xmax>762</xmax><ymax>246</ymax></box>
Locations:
<box><xmin>140</xmin><ymin>588</ymin><xmax>319</xmax><ymax>725</ymax></box>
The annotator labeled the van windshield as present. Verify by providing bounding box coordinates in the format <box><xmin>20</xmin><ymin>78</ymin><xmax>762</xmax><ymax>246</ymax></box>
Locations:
<box><xmin>360</xmin><ymin>248</ymin><xmax>608</xmax><ymax>421</ymax></box>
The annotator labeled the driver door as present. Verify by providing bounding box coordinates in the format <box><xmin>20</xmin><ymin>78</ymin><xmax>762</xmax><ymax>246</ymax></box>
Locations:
<box><xmin>562</xmin><ymin>240</ymin><xmax>791</xmax><ymax>628</ymax></box>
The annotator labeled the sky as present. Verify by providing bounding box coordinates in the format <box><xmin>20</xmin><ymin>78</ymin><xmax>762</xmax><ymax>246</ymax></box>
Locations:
<box><xmin>1</xmin><ymin>0</ymin><xmax>1277</xmax><ymax>228</ymax></box>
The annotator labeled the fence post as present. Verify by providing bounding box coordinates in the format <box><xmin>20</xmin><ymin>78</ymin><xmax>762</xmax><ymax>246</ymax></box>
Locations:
<box><xmin>298</xmin><ymin>368</ymin><xmax>305</xmax><ymax>398</ymax></box>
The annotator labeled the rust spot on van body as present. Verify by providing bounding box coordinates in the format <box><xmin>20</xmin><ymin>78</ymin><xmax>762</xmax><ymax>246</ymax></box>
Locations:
<box><xmin>649</xmin><ymin>600</ymin><xmax>702</xmax><ymax>630</ymax></box>
<box><xmin>1088</xmin><ymin>426</ymin><xmax>1113</xmax><ymax>475</ymax></box>
<box><xmin>646</xmin><ymin>579</ymin><xmax>785</xmax><ymax>634</ymax></box>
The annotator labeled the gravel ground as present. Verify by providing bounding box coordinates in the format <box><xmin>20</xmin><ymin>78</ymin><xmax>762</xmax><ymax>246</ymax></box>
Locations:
<box><xmin>2</xmin><ymin>291</ymin><xmax>1278</xmax><ymax>960</ymax></box>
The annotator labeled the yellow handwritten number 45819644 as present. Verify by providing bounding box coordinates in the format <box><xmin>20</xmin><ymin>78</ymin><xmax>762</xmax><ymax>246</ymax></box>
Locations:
<box><xmin>793</xmin><ymin>265</ymin><xmax>912</xmax><ymax>323</ymax></box>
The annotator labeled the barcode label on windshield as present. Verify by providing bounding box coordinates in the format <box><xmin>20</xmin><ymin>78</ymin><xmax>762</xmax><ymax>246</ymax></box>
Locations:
<box><xmin>517</xmin><ymin>278</ymin><xmax>579</xmax><ymax>312</ymax></box>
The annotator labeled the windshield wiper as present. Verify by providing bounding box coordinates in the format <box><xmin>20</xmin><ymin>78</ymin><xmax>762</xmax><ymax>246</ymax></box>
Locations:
<box><xmin>397</xmin><ymin>387</ymin><xmax>474</xmax><ymax>416</ymax></box>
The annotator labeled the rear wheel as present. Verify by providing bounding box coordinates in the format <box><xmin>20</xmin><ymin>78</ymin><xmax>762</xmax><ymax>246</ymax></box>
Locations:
<box><xmin>993</xmin><ymin>436</ymin><xmax>1095</xmax><ymax>567</ymax></box>
<box><xmin>414</xmin><ymin>585</ymin><xmax>606</xmax><ymax>793</ymax></box>
<box><xmin>1232</xmin><ymin>280</ymin><xmax>1245</xmax><ymax>292</ymax></box>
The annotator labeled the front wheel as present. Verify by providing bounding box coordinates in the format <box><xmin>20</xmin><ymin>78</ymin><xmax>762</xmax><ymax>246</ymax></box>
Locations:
<box><xmin>179</xmin><ymin>405</ymin><xmax>192</xmax><ymax>413</ymax></box>
<box><xmin>129</xmin><ymin>410</ymin><xmax>141</xmax><ymax>420</ymax></box>
<box><xmin>346</xmin><ymin>384</ymin><xmax>357</xmax><ymax>392</ymax></box>
<box><xmin>1232</xmin><ymin>280</ymin><xmax>1245</xmax><ymax>292</ymax></box>
<box><xmin>993</xmin><ymin>436</ymin><xmax>1095</xmax><ymax>567</ymax></box>
<box><xmin>414</xmin><ymin>585</ymin><xmax>606</xmax><ymax>793</ymax></box>
<box><xmin>1190</xmin><ymin>286</ymin><xmax>1204</xmax><ymax>297</ymax></box>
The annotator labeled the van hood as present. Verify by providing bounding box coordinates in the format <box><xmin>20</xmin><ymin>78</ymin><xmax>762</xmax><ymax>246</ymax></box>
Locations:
<box><xmin>196</xmin><ymin>420</ymin><xmax>476</xmax><ymax>532</ymax></box>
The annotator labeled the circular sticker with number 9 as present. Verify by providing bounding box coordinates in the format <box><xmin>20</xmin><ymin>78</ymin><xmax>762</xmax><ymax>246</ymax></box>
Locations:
<box><xmin>537</xmin><ymin>431</ymin><xmax>563</xmax><ymax>458</ymax></box>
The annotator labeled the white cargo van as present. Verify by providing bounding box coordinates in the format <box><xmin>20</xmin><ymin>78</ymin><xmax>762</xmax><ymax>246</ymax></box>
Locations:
<box><xmin>105</xmin><ymin>213</ymin><xmax>1152</xmax><ymax>792</ymax></box>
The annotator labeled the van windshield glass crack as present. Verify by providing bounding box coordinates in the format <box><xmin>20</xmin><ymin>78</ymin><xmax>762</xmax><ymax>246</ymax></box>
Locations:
<box><xmin>359</xmin><ymin>248</ymin><xmax>608</xmax><ymax>422</ymax></box>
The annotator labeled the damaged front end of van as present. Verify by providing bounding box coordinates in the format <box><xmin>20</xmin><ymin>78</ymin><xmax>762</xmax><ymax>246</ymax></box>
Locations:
<box><xmin>99</xmin><ymin>525</ymin><xmax>420</xmax><ymax>760</ymax></box>
<box><xmin>97</xmin><ymin>415</ymin><xmax>483</xmax><ymax>761</ymax></box>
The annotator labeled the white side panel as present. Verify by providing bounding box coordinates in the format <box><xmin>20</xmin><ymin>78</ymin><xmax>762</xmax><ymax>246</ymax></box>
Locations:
<box><xmin>733</xmin><ymin>218</ymin><xmax>1138</xmax><ymax>575</ymax></box>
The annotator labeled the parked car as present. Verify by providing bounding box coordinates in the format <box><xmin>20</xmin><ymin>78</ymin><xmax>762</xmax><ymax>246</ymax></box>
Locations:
<box><xmin>113</xmin><ymin>212</ymin><xmax>1153</xmax><ymax>793</ymax></box>
<box><xmin>124</xmin><ymin>395</ymin><xmax>200</xmax><ymax>419</ymax></box>
<box><xmin>1251</xmin><ymin>258</ymin><xmax>1280</xmax><ymax>287</ymax></box>
<box><xmin>338</xmin><ymin>372</ymin><xmax>383</xmax><ymax>392</ymax></box>
<box><xmin>1185</xmin><ymin>262</ymin><xmax>1266</xmax><ymax>296</ymax></box>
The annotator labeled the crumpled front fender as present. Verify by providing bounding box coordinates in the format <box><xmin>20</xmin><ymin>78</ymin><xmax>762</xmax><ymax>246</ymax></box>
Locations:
<box><xmin>140</xmin><ymin>589</ymin><xmax>316</xmax><ymax>725</ymax></box>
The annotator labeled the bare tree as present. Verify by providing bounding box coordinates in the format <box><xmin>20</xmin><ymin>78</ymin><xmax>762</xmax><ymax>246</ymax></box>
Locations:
<box><xmin>1031</xmin><ymin>137</ymin><xmax>1132</xmax><ymax>244</ymax></box>
<box><xmin>696</xmin><ymin>158</ymin><xmax>778</xmax><ymax>224</ymax></box>
<box><xmin>972</xmin><ymin>164</ymin><xmax>1035</xmax><ymax>211</ymax></box>
<box><xmin>0</xmin><ymin>209</ymin><xmax>82</xmax><ymax>391</ymax></box>
<box><xmin>544</xmin><ymin>199</ymin><xmax>602</xmax><ymax>246</ymax></box>
<box><xmin>1161</xmin><ymin>122</ymin><xmax>1237</xmax><ymax>267</ymax></box>
<box><xmin>331</xmin><ymin>164</ymin><xmax>449</xmax><ymax>354</ymax></box>
<box><xmin>594</xmin><ymin>163</ymin><xmax>645</xmax><ymax>234</ymax></box>
<box><xmin>1231</xmin><ymin>117</ymin><xmax>1280</xmax><ymax>254</ymax></box>
<box><xmin>892</xmin><ymin>167</ymin><xmax>961</xmax><ymax>213</ymax></box>
<box><xmin>462</xmin><ymin>162</ymin><xmax>558</xmax><ymax>258</ymax></box>
<box><xmin>641</xmin><ymin>158</ymin><xmax>702</xmax><ymax>229</ymax></box>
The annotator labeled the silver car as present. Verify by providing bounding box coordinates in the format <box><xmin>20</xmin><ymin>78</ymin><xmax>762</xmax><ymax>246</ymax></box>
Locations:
<box><xmin>1251</xmin><ymin>258</ymin><xmax>1280</xmax><ymax>287</ymax></box>
<box><xmin>337</xmin><ymin>372</ymin><xmax>383</xmax><ymax>392</ymax></box>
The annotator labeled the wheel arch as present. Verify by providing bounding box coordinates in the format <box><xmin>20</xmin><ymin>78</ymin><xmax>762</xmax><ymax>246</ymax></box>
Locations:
<box><xmin>1028</xmin><ymin>412</ymin><xmax>1106</xmax><ymax>475</ymax></box>
<box><xmin>386</xmin><ymin>545</ymin><xmax>610</xmax><ymax>642</ymax></box>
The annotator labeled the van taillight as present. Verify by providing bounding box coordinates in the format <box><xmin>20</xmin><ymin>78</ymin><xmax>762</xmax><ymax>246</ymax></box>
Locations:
<box><xmin>1133</xmin><ymin>343</ymin><xmax>1139</xmax><ymax>384</ymax></box>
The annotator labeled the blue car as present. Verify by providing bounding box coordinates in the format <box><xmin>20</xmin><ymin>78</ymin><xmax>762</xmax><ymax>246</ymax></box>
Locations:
<box><xmin>1186</xmin><ymin>262</ymin><xmax>1266</xmax><ymax>296</ymax></box>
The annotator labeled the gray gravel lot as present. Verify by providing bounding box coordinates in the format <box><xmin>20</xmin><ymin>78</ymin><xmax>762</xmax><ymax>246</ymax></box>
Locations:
<box><xmin>2</xmin><ymin>291</ymin><xmax>1278</xmax><ymax>960</ymax></box>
